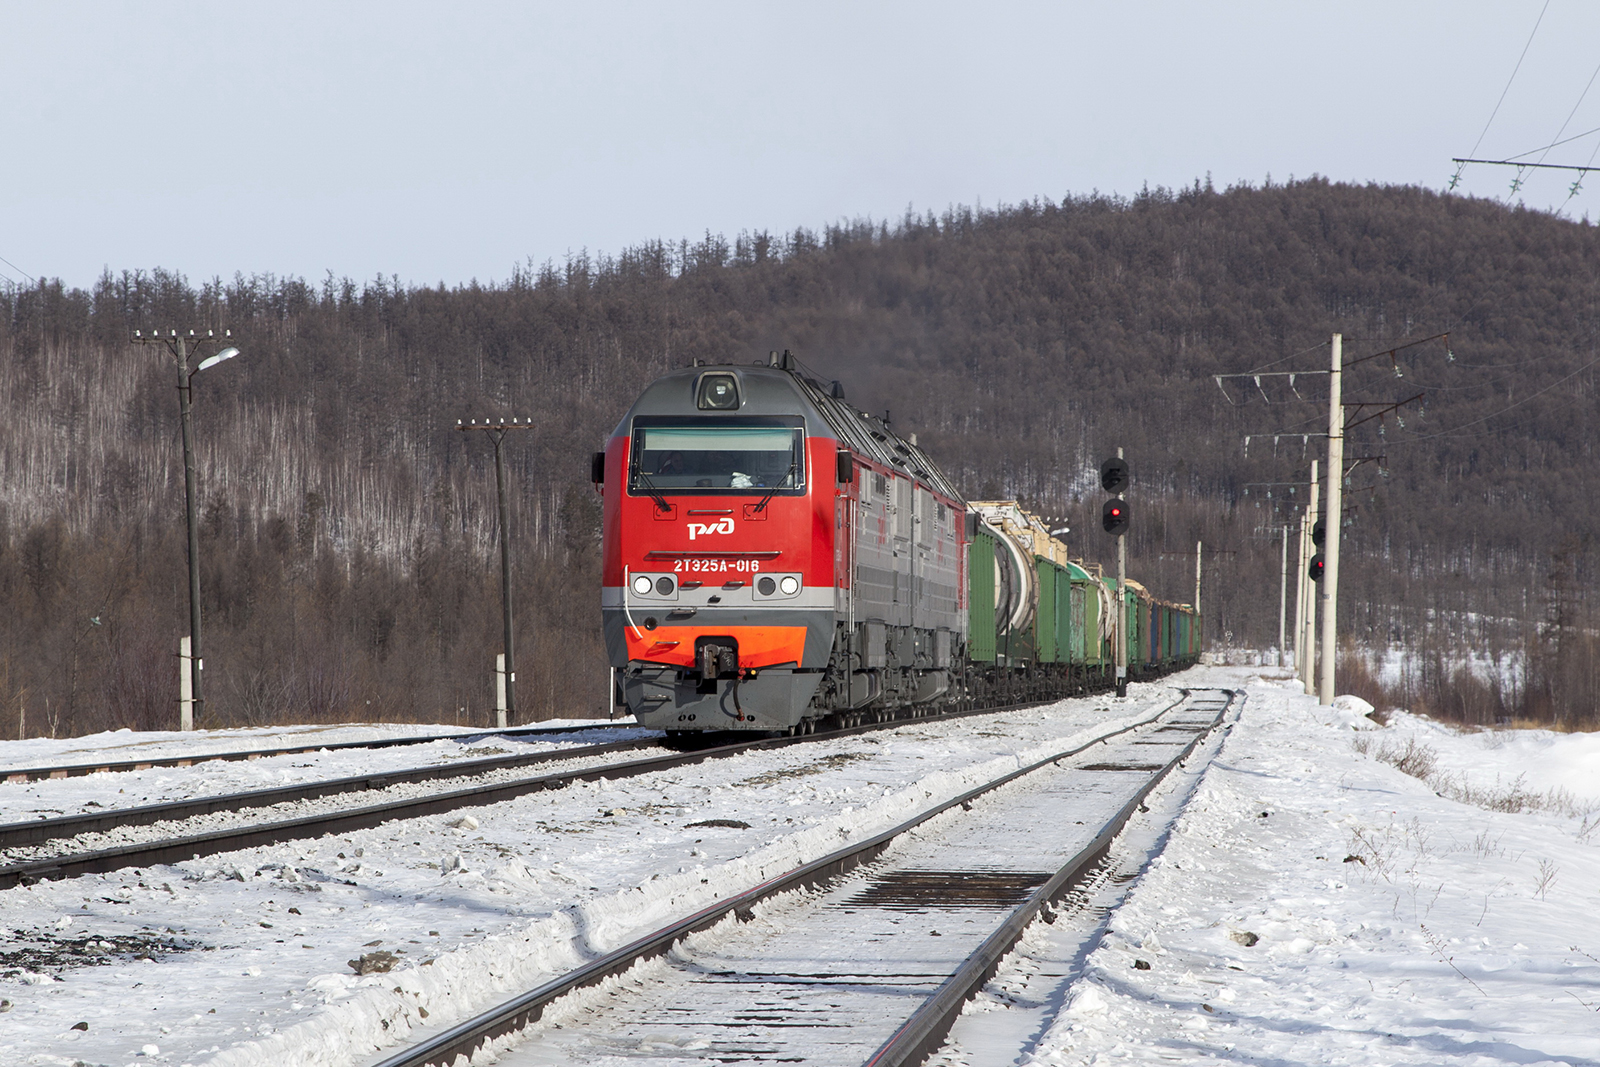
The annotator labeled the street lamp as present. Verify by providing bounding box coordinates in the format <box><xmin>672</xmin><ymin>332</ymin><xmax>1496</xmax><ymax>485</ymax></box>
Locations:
<box><xmin>457</xmin><ymin>417</ymin><xmax>532</xmax><ymax>728</ymax></box>
<box><xmin>132</xmin><ymin>329</ymin><xmax>242</xmax><ymax>730</ymax></box>
<box><xmin>198</xmin><ymin>346</ymin><xmax>240</xmax><ymax>373</ymax></box>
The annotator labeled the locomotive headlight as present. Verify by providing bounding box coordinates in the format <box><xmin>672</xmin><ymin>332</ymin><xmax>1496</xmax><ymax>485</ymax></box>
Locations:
<box><xmin>752</xmin><ymin>571</ymin><xmax>802</xmax><ymax>600</ymax></box>
<box><xmin>656</xmin><ymin>576</ymin><xmax>675</xmax><ymax>595</ymax></box>
<box><xmin>696</xmin><ymin>372</ymin><xmax>740</xmax><ymax>410</ymax></box>
<box><xmin>632</xmin><ymin>574</ymin><xmax>653</xmax><ymax>595</ymax></box>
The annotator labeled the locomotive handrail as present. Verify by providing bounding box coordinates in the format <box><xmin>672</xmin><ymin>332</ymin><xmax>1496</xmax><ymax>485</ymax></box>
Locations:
<box><xmin>620</xmin><ymin>565</ymin><xmax>645</xmax><ymax>640</ymax></box>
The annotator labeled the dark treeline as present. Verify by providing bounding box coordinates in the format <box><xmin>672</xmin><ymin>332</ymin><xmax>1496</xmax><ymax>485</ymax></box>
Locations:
<box><xmin>3</xmin><ymin>177</ymin><xmax>1598</xmax><ymax>736</ymax></box>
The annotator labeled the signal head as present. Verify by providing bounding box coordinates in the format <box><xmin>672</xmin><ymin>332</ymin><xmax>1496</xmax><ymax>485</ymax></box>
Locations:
<box><xmin>1100</xmin><ymin>457</ymin><xmax>1129</xmax><ymax>494</ymax></box>
<box><xmin>1102</xmin><ymin>498</ymin><xmax>1130</xmax><ymax>536</ymax></box>
<box><xmin>1309</xmin><ymin>553</ymin><xmax>1325</xmax><ymax>582</ymax></box>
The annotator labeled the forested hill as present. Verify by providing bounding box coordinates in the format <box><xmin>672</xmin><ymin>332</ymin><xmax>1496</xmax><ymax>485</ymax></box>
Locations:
<box><xmin>3</xmin><ymin>177</ymin><xmax>1597</xmax><ymax>736</ymax></box>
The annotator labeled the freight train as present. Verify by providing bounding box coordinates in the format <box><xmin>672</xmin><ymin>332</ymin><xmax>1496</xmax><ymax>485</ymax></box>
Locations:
<box><xmin>593</xmin><ymin>352</ymin><xmax>1200</xmax><ymax>735</ymax></box>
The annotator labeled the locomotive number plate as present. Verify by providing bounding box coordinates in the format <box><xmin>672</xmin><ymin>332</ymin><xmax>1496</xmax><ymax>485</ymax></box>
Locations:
<box><xmin>673</xmin><ymin>558</ymin><xmax>764</xmax><ymax>574</ymax></box>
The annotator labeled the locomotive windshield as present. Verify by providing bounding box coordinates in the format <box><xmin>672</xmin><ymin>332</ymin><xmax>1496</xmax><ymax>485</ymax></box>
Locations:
<box><xmin>629</xmin><ymin>417</ymin><xmax>804</xmax><ymax>493</ymax></box>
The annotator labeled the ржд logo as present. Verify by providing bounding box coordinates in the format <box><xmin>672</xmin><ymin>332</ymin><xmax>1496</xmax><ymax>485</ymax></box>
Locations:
<box><xmin>687</xmin><ymin>518</ymin><xmax>735</xmax><ymax>541</ymax></box>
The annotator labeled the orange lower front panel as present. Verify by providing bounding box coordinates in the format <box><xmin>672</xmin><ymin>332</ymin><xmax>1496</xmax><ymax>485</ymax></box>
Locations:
<box><xmin>624</xmin><ymin>624</ymin><xmax>808</xmax><ymax>670</ymax></box>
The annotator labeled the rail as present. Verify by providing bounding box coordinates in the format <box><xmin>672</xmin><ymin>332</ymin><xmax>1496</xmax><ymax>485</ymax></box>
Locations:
<box><xmin>0</xmin><ymin>720</ymin><xmax>636</xmax><ymax>783</ymax></box>
<box><xmin>0</xmin><ymin>691</ymin><xmax>1098</xmax><ymax>890</ymax></box>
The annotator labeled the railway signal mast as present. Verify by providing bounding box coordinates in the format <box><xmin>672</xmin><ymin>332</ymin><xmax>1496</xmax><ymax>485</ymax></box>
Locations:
<box><xmin>1101</xmin><ymin>452</ymin><xmax>1130</xmax><ymax>697</ymax></box>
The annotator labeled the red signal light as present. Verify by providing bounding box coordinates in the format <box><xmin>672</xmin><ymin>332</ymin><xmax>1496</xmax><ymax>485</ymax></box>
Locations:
<box><xmin>1102</xmin><ymin>499</ymin><xmax>1130</xmax><ymax>536</ymax></box>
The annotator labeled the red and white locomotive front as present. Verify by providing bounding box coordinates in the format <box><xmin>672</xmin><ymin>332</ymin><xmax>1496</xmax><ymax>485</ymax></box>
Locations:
<box><xmin>598</xmin><ymin>363</ymin><xmax>846</xmax><ymax>732</ymax></box>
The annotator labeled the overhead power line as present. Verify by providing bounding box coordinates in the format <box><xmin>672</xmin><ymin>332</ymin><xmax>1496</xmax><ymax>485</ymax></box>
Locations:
<box><xmin>1496</xmin><ymin>122</ymin><xmax>1600</xmax><ymax>163</ymax></box>
<box><xmin>1451</xmin><ymin>0</ymin><xmax>1551</xmax><ymax>191</ymax></box>
<box><xmin>1396</xmin><ymin>355</ymin><xmax>1600</xmax><ymax>442</ymax></box>
<box><xmin>1536</xmin><ymin>57</ymin><xmax>1600</xmax><ymax>168</ymax></box>
<box><xmin>0</xmin><ymin>253</ymin><xmax>35</xmax><ymax>286</ymax></box>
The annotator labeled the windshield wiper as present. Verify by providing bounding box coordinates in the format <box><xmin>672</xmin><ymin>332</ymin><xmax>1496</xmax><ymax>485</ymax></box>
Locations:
<box><xmin>753</xmin><ymin>460</ymin><xmax>798</xmax><ymax>513</ymax></box>
<box><xmin>632</xmin><ymin>465</ymin><xmax>672</xmax><ymax>513</ymax></box>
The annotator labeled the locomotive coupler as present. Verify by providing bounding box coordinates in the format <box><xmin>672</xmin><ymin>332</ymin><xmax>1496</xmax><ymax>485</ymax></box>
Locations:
<box><xmin>693</xmin><ymin>637</ymin><xmax>740</xmax><ymax>694</ymax></box>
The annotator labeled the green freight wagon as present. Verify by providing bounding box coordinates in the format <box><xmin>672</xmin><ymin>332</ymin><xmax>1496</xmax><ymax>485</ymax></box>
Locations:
<box><xmin>967</xmin><ymin>523</ymin><xmax>998</xmax><ymax>663</ymax></box>
<box><xmin>1032</xmin><ymin>555</ymin><xmax>1076</xmax><ymax>665</ymax></box>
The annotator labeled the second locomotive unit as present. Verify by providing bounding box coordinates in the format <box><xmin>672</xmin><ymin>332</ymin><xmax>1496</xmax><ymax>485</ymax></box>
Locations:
<box><xmin>594</xmin><ymin>352</ymin><xmax>1199</xmax><ymax>735</ymax></box>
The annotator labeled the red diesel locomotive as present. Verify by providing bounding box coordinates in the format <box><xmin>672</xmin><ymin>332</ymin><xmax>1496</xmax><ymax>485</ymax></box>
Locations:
<box><xmin>595</xmin><ymin>352</ymin><xmax>965</xmax><ymax>734</ymax></box>
<box><xmin>594</xmin><ymin>353</ymin><xmax>1203</xmax><ymax>736</ymax></box>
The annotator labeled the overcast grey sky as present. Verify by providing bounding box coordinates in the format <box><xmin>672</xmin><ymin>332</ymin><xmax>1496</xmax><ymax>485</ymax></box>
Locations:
<box><xmin>5</xmin><ymin>1</ymin><xmax>1599</xmax><ymax>291</ymax></box>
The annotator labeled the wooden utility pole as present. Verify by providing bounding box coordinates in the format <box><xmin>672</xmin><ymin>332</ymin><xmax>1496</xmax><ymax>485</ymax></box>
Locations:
<box><xmin>458</xmin><ymin>418</ymin><xmax>533</xmax><ymax>728</ymax></box>
<box><xmin>132</xmin><ymin>329</ymin><xmax>239</xmax><ymax>729</ymax></box>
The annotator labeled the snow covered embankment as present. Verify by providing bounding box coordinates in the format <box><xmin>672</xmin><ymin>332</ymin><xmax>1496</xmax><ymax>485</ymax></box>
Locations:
<box><xmin>1033</xmin><ymin>666</ymin><xmax>1600</xmax><ymax>1066</ymax></box>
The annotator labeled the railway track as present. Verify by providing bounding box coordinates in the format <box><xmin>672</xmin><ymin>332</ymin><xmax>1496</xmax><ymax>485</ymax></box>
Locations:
<box><xmin>0</xmin><ymin>692</ymin><xmax>1092</xmax><ymax>890</ymax></box>
<box><xmin>0</xmin><ymin>736</ymin><xmax>664</xmax><ymax>851</ymax></box>
<box><xmin>0</xmin><ymin>720</ymin><xmax>636</xmax><ymax>783</ymax></box>
<box><xmin>366</xmin><ymin>688</ymin><xmax>1238</xmax><ymax>1067</ymax></box>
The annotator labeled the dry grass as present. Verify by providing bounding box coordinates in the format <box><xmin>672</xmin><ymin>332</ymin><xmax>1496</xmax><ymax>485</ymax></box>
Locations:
<box><xmin>1354</xmin><ymin>732</ymin><xmax>1596</xmax><ymax>819</ymax></box>
<box><xmin>1488</xmin><ymin>717</ymin><xmax>1599</xmax><ymax>735</ymax></box>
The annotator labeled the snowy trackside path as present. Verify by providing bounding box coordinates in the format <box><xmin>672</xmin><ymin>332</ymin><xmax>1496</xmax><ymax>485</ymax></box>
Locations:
<box><xmin>1014</xmin><ymin>665</ymin><xmax>1600</xmax><ymax>1067</ymax></box>
<box><xmin>0</xmin><ymin>684</ymin><xmax>1175</xmax><ymax>1067</ymax></box>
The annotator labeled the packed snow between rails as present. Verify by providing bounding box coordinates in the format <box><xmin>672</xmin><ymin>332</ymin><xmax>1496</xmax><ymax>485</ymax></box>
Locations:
<box><xmin>2</xmin><ymin>667</ymin><xmax>1597</xmax><ymax>1066</ymax></box>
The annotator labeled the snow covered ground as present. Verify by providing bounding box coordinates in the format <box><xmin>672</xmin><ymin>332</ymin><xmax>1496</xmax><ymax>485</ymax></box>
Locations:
<box><xmin>0</xmin><ymin>690</ymin><xmax>1164</xmax><ymax>1067</ymax></box>
<box><xmin>1002</xmin><ymin>663</ymin><xmax>1600</xmax><ymax>1067</ymax></box>
<box><xmin>4</xmin><ymin>668</ymin><xmax>1597</xmax><ymax>1067</ymax></box>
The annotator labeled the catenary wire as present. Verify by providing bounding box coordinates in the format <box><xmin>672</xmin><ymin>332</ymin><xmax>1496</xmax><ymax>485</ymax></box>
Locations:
<box><xmin>1499</xmin><ymin>122</ymin><xmax>1600</xmax><ymax>163</ymax></box>
<box><xmin>1388</xmin><ymin>354</ymin><xmax>1600</xmax><ymax>442</ymax></box>
<box><xmin>1558</xmin><ymin>124</ymin><xmax>1600</xmax><ymax>214</ymax></box>
<box><xmin>1536</xmin><ymin>58</ymin><xmax>1600</xmax><ymax>167</ymax></box>
<box><xmin>1452</xmin><ymin>0</ymin><xmax>1551</xmax><ymax>190</ymax></box>
<box><xmin>0</xmin><ymin>254</ymin><xmax>35</xmax><ymax>285</ymax></box>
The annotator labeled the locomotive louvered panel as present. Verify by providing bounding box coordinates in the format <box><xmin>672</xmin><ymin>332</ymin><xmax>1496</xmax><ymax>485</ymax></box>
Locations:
<box><xmin>893</xmin><ymin>476</ymin><xmax>913</xmax><ymax>541</ymax></box>
<box><xmin>855</xmin><ymin>562</ymin><xmax>897</xmax><ymax>618</ymax></box>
